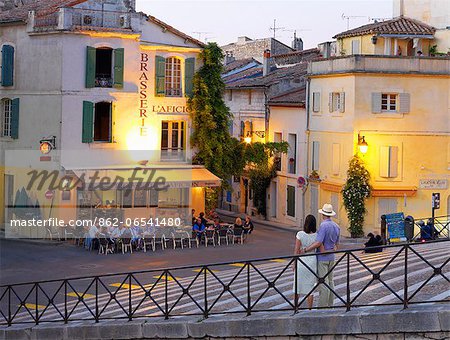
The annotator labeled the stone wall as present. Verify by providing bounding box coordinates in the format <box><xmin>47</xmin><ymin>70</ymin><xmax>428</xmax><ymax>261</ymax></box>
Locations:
<box><xmin>222</xmin><ymin>38</ymin><xmax>293</xmax><ymax>62</ymax></box>
<box><xmin>1</xmin><ymin>305</ymin><xmax>448</xmax><ymax>339</ymax></box>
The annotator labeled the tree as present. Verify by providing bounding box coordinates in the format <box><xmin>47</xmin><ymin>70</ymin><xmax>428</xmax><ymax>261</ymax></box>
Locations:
<box><xmin>342</xmin><ymin>155</ymin><xmax>372</xmax><ymax>237</ymax></box>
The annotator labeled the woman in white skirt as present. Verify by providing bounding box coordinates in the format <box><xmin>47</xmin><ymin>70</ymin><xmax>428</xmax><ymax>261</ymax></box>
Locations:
<box><xmin>293</xmin><ymin>215</ymin><xmax>317</xmax><ymax>309</ymax></box>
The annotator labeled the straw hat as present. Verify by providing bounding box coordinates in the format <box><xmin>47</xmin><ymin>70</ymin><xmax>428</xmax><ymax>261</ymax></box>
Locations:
<box><xmin>318</xmin><ymin>203</ymin><xmax>336</xmax><ymax>217</ymax></box>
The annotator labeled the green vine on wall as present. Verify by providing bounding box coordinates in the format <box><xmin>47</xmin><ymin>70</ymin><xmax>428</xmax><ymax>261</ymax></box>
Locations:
<box><xmin>342</xmin><ymin>155</ymin><xmax>372</xmax><ymax>237</ymax></box>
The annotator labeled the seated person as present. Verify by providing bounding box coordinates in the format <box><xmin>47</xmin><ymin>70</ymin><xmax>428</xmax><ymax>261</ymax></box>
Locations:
<box><xmin>364</xmin><ymin>233</ymin><xmax>378</xmax><ymax>253</ymax></box>
<box><xmin>193</xmin><ymin>217</ymin><xmax>206</xmax><ymax>239</ymax></box>
<box><xmin>233</xmin><ymin>217</ymin><xmax>243</xmax><ymax>229</ymax></box>
<box><xmin>212</xmin><ymin>218</ymin><xmax>221</xmax><ymax>230</ymax></box>
<box><xmin>199</xmin><ymin>212</ymin><xmax>208</xmax><ymax>226</ymax></box>
<box><xmin>419</xmin><ymin>220</ymin><xmax>434</xmax><ymax>240</ymax></box>
<box><xmin>243</xmin><ymin>215</ymin><xmax>254</xmax><ymax>234</ymax></box>
<box><xmin>191</xmin><ymin>209</ymin><xmax>196</xmax><ymax>226</ymax></box>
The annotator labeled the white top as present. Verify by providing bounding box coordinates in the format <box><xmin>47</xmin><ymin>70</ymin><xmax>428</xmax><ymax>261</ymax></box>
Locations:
<box><xmin>296</xmin><ymin>231</ymin><xmax>317</xmax><ymax>253</ymax></box>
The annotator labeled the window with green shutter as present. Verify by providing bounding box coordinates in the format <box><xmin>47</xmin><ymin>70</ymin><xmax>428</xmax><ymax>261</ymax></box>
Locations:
<box><xmin>155</xmin><ymin>56</ymin><xmax>166</xmax><ymax>96</ymax></box>
<box><xmin>113</xmin><ymin>48</ymin><xmax>124</xmax><ymax>89</ymax></box>
<box><xmin>10</xmin><ymin>98</ymin><xmax>19</xmax><ymax>139</ymax></box>
<box><xmin>82</xmin><ymin>101</ymin><xmax>94</xmax><ymax>143</ymax></box>
<box><xmin>1</xmin><ymin>45</ymin><xmax>15</xmax><ymax>87</ymax></box>
<box><xmin>287</xmin><ymin>185</ymin><xmax>295</xmax><ymax>217</ymax></box>
<box><xmin>85</xmin><ymin>46</ymin><xmax>96</xmax><ymax>88</ymax></box>
<box><xmin>184</xmin><ymin>58</ymin><xmax>195</xmax><ymax>97</ymax></box>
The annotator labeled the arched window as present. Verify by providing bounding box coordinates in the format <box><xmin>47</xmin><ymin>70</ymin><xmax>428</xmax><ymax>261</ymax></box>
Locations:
<box><xmin>1</xmin><ymin>98</ymin><xmax>12</xmax><ymax>137</ymax></box>
<box><xmin>165</xmin><ymin>57</ymin><xmax>182</xmax><ymax>97</ymax></box>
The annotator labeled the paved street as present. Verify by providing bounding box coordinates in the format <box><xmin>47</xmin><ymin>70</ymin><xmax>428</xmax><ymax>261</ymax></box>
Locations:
<box><xmin>0</xmin><ymin>238</ymin><xmax>448</xmax><ymax>325</ymax></box>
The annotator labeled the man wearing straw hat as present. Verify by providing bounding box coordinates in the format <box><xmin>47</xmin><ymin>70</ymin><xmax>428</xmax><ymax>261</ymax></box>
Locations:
<box><xmin>302</xmin><ymin>203</ymin><xmax>340</xmax><ymax>307</ymax></box>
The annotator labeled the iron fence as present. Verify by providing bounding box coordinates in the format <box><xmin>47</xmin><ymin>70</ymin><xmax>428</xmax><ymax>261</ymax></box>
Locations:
<box><xmin>413</xmin><ymin>215</ymin><xmax>450</xmax><ymax>240</ymax></box>
<box><xmin>0</xmin><ymin>239</ymin><xmax>448</xmax><ymax>326</ymax></box>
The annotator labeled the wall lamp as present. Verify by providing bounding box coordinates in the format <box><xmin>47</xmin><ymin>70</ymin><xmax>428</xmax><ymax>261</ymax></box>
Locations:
<box><xmin>244</xmin><ymin>131</ymin><xmax>265</xmax><ymax>144</ymax></box>
<box><xmin>357</xmin><ymin>133</ymin><xmax>368</xmax><ymax>154</ymax></box>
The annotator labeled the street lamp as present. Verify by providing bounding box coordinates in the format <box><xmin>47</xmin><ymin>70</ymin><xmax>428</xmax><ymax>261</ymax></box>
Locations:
<box><xmin>244</xmin><ymin>131</ymin><xmax>265</xmax><ymax>144</ymax></box>
<box><xmin>244</xmin><ymin>132</ymin><xmax>252</xmax><ymax>144</ymax></box>
<box><xmin>357</xmin><ymin>133</ymin><xmax>368</xmax><ymax>154</ymax></box>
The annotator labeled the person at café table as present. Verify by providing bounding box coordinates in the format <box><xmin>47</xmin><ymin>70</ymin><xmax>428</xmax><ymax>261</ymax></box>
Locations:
<box><xmin>199</xmin><ymin>212</ymin><xmax>208</xmax><ymax>226</ymax></box>
<box><xmin>243</xmin><ymin>215</ymin><xmax>254</xmax><ymax>234</ymax></box>
<box><xmin>191</xmin><ymin>209</ymin><xmax>196</xmax><ymax>225</ymax></box>
<box><xmin>212</xmin><ymin>218</ymin><xmax>221</xmax><ymax>230</ymax></box>
<box><xmin>193</xmin><ymin>217</ymin><xmax>206</xmax><ymax>240</ymax></box>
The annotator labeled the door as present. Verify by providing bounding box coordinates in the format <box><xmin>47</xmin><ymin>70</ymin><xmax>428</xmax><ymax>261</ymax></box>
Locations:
<box><xmin>310</xmin><ymin>184</ymin><xmax>318</xmax><ymax>220</ymax></box>
<box><xmin>270</xmin><ymin>181</ymin><xmax>277</xmax><ymax>218</ymax></box>
<box><xmin>287</xmin><ymin>185</ymin><xmax>295</xmax><ymax>218</ymax></box>
<box><xmin>378</xmin><ymin>198</ymin><xmax>398</xmax><ymax>221</ymax></box>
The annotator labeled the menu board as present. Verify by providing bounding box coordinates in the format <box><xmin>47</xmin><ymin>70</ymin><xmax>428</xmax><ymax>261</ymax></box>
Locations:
<box><xmin>385</xmin><ymin>212</ymin><xmax>406</xmax><ymax>243</ymax></box>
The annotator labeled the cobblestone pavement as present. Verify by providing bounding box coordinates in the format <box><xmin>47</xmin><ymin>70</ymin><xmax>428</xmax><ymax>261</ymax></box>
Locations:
<box><xmin>1</xmin><ymin>240</ymin><xmax>448</xmax><ymax>325</ymax></box>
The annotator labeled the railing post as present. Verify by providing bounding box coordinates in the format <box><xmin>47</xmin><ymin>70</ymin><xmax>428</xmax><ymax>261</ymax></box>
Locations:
<box><xmin>294</xmin><ymin>257</ymin><xmax>298</xmax><ymax>313</ymax></box>
<box><xmin>64</xmin><ymin>280</ymin><xmax>68</xmax><ymax>324</ymax></box>
<box><xmin>403</xmin><ymin>245</ymin><xmax>408</xmax><ymax>309</ymax></box>
<box><xmin>128</xmin><ymin>275</ymin><xmax>132</xmax><ymax>321</ymax></box>
<box><xmin>247</xmin><ymin>262</ymin><xmax>251</xmax><ymax>316</ymax></box>
<box><xmin>35</xmin><ymin>283</ymin><xmax>39</xmax><ymax>325</ymax></box>
<box><xmin>204</xmin><ymin>267</ymin><xmax>208</xmax><ymax>318</ymax></box>
<box><xmin>164</xmin><ymin>271</ymin><xmax>169</xmax><ymax>320</ymax></box>
<box><xmin>95</xmin><ymin>277</ymin><xmax>99</xmax><ymax>322</ymax></box>
<box><xmin>8</xmin><ymin>286</ymin><xmax>11</xmax><ymax>326</ymax></box>
<box><xmin>346</xmin><ymin>252</ymin><xmax>351</xmax><ymax>311</ymax></box>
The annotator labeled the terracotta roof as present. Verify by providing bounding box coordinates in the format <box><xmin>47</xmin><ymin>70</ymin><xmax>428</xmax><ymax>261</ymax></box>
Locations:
<box><xmin>146</xmin><ymin>15</ymin><xmax>205</xmax><ymax>47</ymax></box>
<box><xmin>269</xmin><ymin>87</ymin><xmax>306</xmax><ymax>107</ymax></box>
<box><xmin>223</xmin><ymin>58</ymin><xmax>260</xmax><ymax>74</ymax></box>
<box><xmin>333</xmin><ymin>16</ymin><xmax>436</xmax><ymax>39</ymax></box>
<box><xmin>226</xmin><ymin>62</ymin><xmax>308</xmax><ymax>89</ymax></box>
<box><xmin>0</xmin><ymin>0</ymin><xmax>87</xmax><ymax>23</ymax></box>
<box><xmin>272</xmin><ymin>47</ymin><xmax>320</xmax><ymax>59</ymax></box>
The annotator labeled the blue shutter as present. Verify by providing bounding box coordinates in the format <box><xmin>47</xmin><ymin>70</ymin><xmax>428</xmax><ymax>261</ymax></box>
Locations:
<box><xmin>82</xmin><ymin>101</ymin><xmax>94</xmax><ymax>143</ymax></box>
<box><xmin>184</xmin><ymin>58</ymin><xmax>195</xmax><ymax>97</ymax></box>
<box><xmin>1</xmin><ymin>45</ymin><xmax>14</xmax><ymax>87</ymax></box>
<box><xmin>155</xmin><ymin>56</ymin><xmax>166</xmax><ymax>96</ymax></box>
<box><xmin>10</xmin><ymin>98</ymin><xmax>19</xmax><ymax>139</ymax></box>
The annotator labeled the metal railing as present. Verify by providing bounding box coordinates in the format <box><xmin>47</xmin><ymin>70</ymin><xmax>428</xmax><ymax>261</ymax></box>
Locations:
<box><xmin>412</xmin><ymin>215</ymin><xmax>450</xmax><ymax>241</ymax></box>
<box><xmin>0</xmin><ymin>240</ymin><xmax>448</xmax><ymax>326</ymax></box>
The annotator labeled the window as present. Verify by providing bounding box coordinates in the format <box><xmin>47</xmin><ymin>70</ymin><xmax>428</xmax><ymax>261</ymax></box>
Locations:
<box><xmin>381</xmin><ymin>94</ymin><xmax>397</xmax><ymax>112</ymax></box>
<box><xmin>82</xmin><ymin>101</ymin><xmax>112</xmax><ymax>143</ymax></box>
<box><xmin>329</xmin><ymin>92</ymin><xmax>345</xmax><ymax>113</ymax></box>
<box><xmin>287</xmin><ymin>185</ymin><xmax>295</xmax><ymax>217</ymax></box>
<box><xmin>351</xmin><ymin>40</ymin><xmax>360</xmax><ymax>54</ymax></box>
<box><xmin>161</xmin><ymin>121</ymin><xmax>186</xmax><ymax>160</ymax></box>
<box><xmin>1</xmin><ymin>99</ymin><xmax>11</xmax><ymax>137</ymax></box>
<box><xmin>288</xmin><ymin>133</ymin><xmax>297</xmax><ymax>174</ymax></box>
<box><xmin>134</xmin><ymin>189</ymin><xmax>147</xmax><ymax>208</ymax></box>
<box><xmin>248</xmin><ymin>90</ymin><xmax>252</xmax><ymax>105</ymax></box>
<box><xmin>312</xmin><ymin>92</ymin><xmax>321</xmax><ymax>112</ymax></box>
<box><xmin>85</xmin><ymin>46</ymin><xmax>124</xmax><ymax>89</ymax></box>
<box><xmin>1</xmin><ymin>98</ymin><xmax>19</xmax><ymax>139</ymax></box>
<box><xmin>380</xmin><ymin>146</ymin><xmax>398</xmax><ymax>178</ymax></box>
<box><xmin>1</xmin><ymin>44</ymin><xmax>14</xmax><ymax>87</ymax></box>
<box><xmin>165</xmin><ymin>57</ymin><xmax>182</xmax><ymax>97</ymax></box>
<box><xmin>228</xmin><ymin>90</ymin><xmax>233</xmax><ymax>101</ymax></box>
<box><xmin>372</xmin><ymin>92</ymin><xmax>410</xmax><ymax>114</ymax></box>
<box><xmin>312</xmin><ymin>141</ymin><xmax>320</xmax><ymax>171</ymax></box>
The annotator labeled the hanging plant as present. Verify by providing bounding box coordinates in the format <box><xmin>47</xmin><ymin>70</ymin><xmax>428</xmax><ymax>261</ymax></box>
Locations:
<box><xmin>342</xmin><ymin>155</ymin><xmax>372</xmax><ymax>238</ymax></box>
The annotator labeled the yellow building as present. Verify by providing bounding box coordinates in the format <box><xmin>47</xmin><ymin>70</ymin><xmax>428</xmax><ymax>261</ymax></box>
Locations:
<box><xmin>307</xmin><ymin>18</ymin><xmax>450</xmax><ymax>237</ymax></box>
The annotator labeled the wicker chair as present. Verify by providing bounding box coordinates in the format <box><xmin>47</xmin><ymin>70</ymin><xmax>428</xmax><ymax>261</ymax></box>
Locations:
<box><xmin>231</xmin><ymin>227</ymin><xmax>244</xmax><ymax>245</ymax></box>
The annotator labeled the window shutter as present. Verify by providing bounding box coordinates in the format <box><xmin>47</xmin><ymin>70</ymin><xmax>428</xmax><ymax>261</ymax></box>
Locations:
<box><xmin>287</xmin><ymin>186</ymin><xmax>295</xmax><ymax>217</ymax></box>
<box><xmin>351</xmin><ymin>40</ymin><xmax>360</xmax><ymax>54</ymax></box>
<box><xmin>82</xmin><ymin>101</ymin><xmax>94</xmax><ymax>143</ymax></box>
<box><xmin>339</xmin><ymin>92</ymin><xmax>345</xmax><ymax>113</ymax></box>
<box><xmin>184</xmin><ymin>58</ymin><xmax>195</xmax><ymax>97</ymax></box>
<box><xmin>1</xmin><ymin>45</ymin><xmax>14</xmax><ymax>87</ymax></box>
<box><xmin>228</xmin><ymin>120</ymin><xmax>233</xmax><ymax>136</ymax></box>
<box><xmin>372</xmin><ymin>92</ymin><xmax>382</xmax><ymax>113</ymax></box>
<box><xmin>312</xmin><ymin>92</ymin><xmax>320</xmax><ymax>112</ymax></box>
<box><xmin>240</xmin><ymin>121</ymin><xmax>245</xmax><ymax>137</ymax></box>
<box><xmin>85</xmin><ymin>46</ymin><xmax>96</xmax><ymax>88</ymax></box>
<box><xmin>113</xmin><ymin>48</ymin><xmax>124</xmax><ymax>89</ymax></box>
<box><xmin>398</xmin><ymin>93</ymin><xmax>410</xmax><ymax>113</ymax></box>
<box><xmin>10</xmin><ymin>98</ymin><xmax>19</xmax><ymax>139</ymax></box>
<box><xmin>312</xmin><ymin>141</ymin><xmax>320</xmax><ymax>171</ymax></box>
<box><xmin>155</xmin><ymin>56</ymin><xmax>166</xmax><ymax>96</ymax></box>
<box><xmin>380</xmin><ymin>146</ymin><xmax>398</xmax><ymax>178</ymax></box>
<box><xmin>328</xmin><ymin>93</ymin><xmax>333</xmax><ymax>112</ymax></box>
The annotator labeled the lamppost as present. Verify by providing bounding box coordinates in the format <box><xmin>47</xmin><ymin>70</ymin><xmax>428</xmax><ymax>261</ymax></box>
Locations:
<box><xmin>244</xmin><ymin>131</ymin><xmax>265</xmax><ymax>144</ymax></box>
<box><xmin>357</xmin><ymin>133</ymin><xmax>368</xmax><ymax>154</ymax></box>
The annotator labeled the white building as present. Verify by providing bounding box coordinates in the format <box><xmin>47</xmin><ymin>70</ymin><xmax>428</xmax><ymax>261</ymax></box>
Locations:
<box><xmin>0</xmin><ymin>0</ymin><xmax>220</xmax><ymax>235</ymax></box>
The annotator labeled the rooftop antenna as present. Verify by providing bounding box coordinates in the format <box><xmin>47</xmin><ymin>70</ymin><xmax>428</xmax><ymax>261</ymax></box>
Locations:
<box><xmin>270</xmin><ymin>19</ymin><xmax>285</xmax><ymax>39</ymax></box>
<box><xmin>341</xmin><ymin>13</ymin><xmax>370</xmax><ymax>30</ymax></box>
<box><xmin>192</xmin><ymin>31</ymin><xmax>212</xmax><ymax>41</ymax></box>
<box><xmin>283</xmin><ymin>28</ymin><xmax>312</xmax><ymax>40</ymax></box>
<box><xmin>369</xmin><ymin>17</ymin><xmax>392</xmax><ymax>23</ymax></box>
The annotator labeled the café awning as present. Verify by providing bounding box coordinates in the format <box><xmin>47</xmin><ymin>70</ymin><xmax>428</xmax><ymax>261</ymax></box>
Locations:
<box><xmin>70</xmin><ymin>167</ymin><xmax>221</xmax><ymax>189</ymax></box>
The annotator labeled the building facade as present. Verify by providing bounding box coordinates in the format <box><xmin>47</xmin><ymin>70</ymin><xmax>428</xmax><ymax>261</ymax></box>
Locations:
<box><xmin>0</xmin><ymin>0</ymin><xmax>220</xmax><ymax>236</ymax></box>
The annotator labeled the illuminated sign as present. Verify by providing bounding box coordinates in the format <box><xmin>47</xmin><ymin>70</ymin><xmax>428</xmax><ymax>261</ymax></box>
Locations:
<box><xmin>139</xmin><ymin>53</ymin><xmax>149</xmax><ymax>136</ymax></box>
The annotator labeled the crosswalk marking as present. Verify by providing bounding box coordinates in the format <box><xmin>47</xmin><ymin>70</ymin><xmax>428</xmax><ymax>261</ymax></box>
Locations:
<box><xmin>9</xmin><ymin>242</ymin><xmax>449</xmax><ymax>322</ymax></box>
<box><xmin>269</xmin><ymin>259</ymin><xmax>288</xmax><ymax>263</ymax></box>
<box><xmin>18</xmin><ymin>303</ymin><xmax>46</xmax><ymax>310</ymax></box>
<box><xmin>229</xmin><ymin>263</ymin><xmax>246</xmax><ymax>267</ymax></box>
<box><xmin>110</xmin><ymin>283</ymin><xmax>141</xmax><ymax>290</ymax></box>
<box><xmin>193</xmin><ymin>269</ymin><xmax>219</xmax><ymax>273</ymax></box>
<box><xmin>152</xmin><ymin>275</ymin><xmax>181</xmax><ymax>282</ymax></box>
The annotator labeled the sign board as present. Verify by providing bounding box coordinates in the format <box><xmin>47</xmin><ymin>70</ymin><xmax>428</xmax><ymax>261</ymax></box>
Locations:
<box><xmin>419</xmin><ymin>179</ymin><xmax>448</xmax><ymax>190</ymax></box>
<box><xmin>432</xmin><ymin>192</ymin><xmax>440</xmax><ymax>209</ymax></box>
<box><xmin>385</xmin><ymin>212</ymin><xmax>406</xmax><ymax>243</ymax></box>
<box><xmin>45</xmin><ymin>190</ymin><xmax>54</xmax><ymax>200</ymax></box>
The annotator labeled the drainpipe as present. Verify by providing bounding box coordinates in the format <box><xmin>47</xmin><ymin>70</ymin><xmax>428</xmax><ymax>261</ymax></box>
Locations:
<box><xmin>303</xmin><ymin>77</ymin><xmax>311</xmax><ymax>224</ymax></box>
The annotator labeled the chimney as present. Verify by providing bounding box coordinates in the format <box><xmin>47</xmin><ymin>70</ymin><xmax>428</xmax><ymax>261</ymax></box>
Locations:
<box><xmin>224</xmin><ymin>51</ymin><xmax>235</xmax><ymax>65</ymax></box>
<box><xmin>263</xmin><ymin>49</ymin><xmax>271</xmax><ymax>76</ymax></box>
<box><xmin>292</xmin><ymin>37</ymin><xmax>303</xmax><ymax>51</ymax></box>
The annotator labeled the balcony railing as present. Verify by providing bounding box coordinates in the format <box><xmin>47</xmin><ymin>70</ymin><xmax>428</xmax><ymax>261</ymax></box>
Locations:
<box><xmin>308</xmin><ymin>55</ymin><xmax>450</xmax><ymax>76</ymax></box>
<box><xmin>30</xmin><ymin>8</ymin><xmax>137</xmax><ymax>33</ymax></box>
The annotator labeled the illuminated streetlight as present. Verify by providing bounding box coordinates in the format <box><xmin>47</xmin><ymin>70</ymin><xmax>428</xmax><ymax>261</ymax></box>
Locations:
<box><xmin>358</xmin><ymin>133</ymin><xmax>368</xmax><ymax>154</ymax></box>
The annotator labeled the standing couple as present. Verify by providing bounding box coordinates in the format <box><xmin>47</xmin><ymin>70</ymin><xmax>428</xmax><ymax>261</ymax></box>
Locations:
<box><xmin>293</xmin><ymin>204</ymin><xmax>340</xmax><ymax>309</ymax></box>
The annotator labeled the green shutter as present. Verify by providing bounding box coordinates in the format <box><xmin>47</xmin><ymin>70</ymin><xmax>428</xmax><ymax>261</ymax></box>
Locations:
<box><xmin>10</xmin><ymin>98</ymin><xmax>19</xmax><ymax>139</ymax></box>
<box><xmin>82</xmin><ymin>101</ymin><xmax>94</xmax><ymax>143</ymax></box>
<box><xmin>184</xmin><ymin>57</ymin><xmax>195</xmax><ymax>97</ymax></box>
<box><xmin>113</xmin><ymin>48</ymin><xmax>124</xmax><ymax>89</ymax></box>
<box><xmin>155</xmin><ymin>56</ymin><xmax>165</xmax><ymax>96</ymax></box>
<box><xmin>1</xmin><ymin>45</ymin><xmax>14</xmax><ymax>87</ymax></box>
<box><xmin>85</xmin><ymin>46</ymin><xmax>96</xmax><ymax>88</ymax></box>
<box><xmin>287</xmin><ymin>186</ymin><xmax>295</xmax><ymax>217</ymax></box>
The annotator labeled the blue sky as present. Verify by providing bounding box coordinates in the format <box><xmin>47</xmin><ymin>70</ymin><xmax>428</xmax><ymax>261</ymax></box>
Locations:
<box><xmin>136</xmin><ymin>0</ymin><xmax>393</xmax><ymax>49</ymax></box>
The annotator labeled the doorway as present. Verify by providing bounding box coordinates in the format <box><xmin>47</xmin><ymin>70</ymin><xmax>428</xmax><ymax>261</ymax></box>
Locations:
<box><xmin>270</xmin><ymin>181</ymin><xmax>277</xmax><ymax>218</ymax></box>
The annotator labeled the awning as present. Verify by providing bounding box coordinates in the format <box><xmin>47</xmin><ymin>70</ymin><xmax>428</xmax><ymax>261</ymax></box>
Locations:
<box><xmin>379</xmin><ymin>34</ymin><xmax>434</xmax><ymax>39</ymax></box>
<box><xmin>70</xmin><ymin>167</ymin><xmax>221</xmax><ymax>189</ymax></box>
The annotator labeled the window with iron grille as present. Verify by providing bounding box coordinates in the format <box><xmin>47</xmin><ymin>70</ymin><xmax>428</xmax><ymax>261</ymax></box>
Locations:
<box><xmin>165</xmin><ymin>57</ymin><xmax>182</xmax><ymax>97</ymax></box>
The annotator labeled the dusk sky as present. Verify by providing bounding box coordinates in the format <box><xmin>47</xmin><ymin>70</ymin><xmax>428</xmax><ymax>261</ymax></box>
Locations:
<box><xmin>136</xmin><ymin>0</ymin><xmax>393</xmax><ymax>49</ymax></box>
